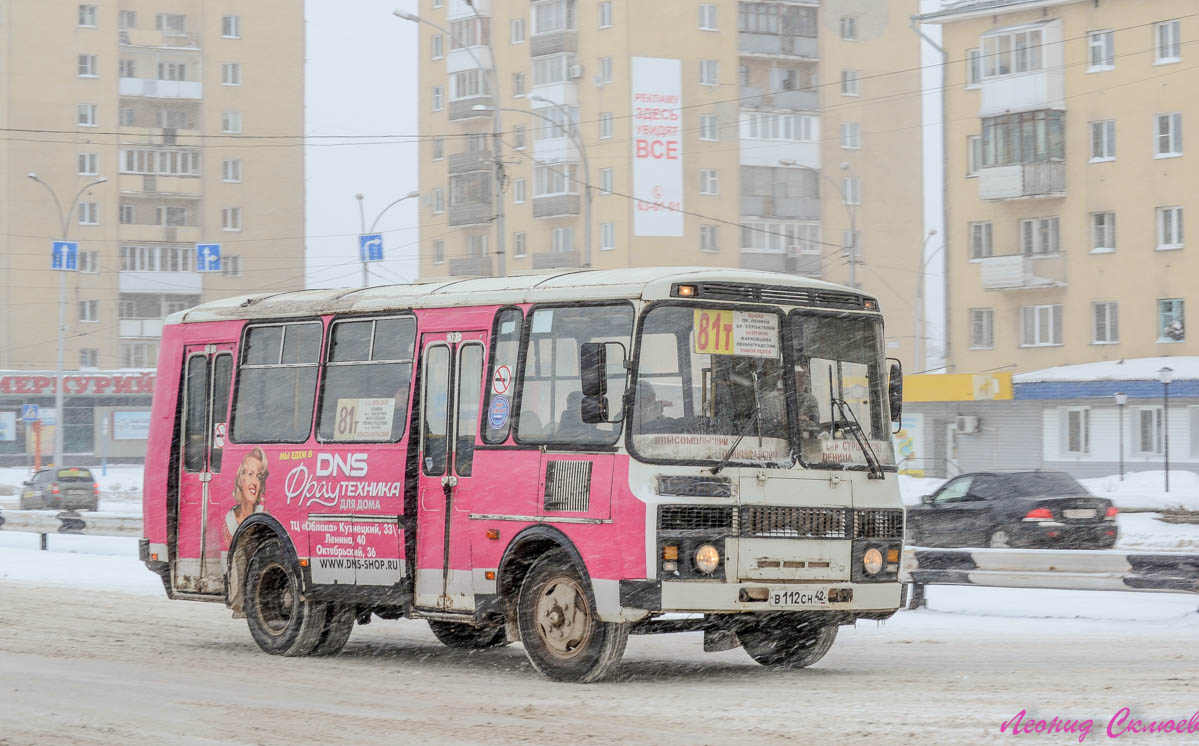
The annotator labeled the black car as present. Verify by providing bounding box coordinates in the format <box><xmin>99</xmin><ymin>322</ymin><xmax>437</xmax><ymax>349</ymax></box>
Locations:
<box><xmin>19</xmin><ymin>467</ymin><xmax>100</xmax><ymax>511</ymax></box>
<box><xmin>906</xmin><ymin>471</ymin><xmax>1118</xmax><ymax>549</ymax></box>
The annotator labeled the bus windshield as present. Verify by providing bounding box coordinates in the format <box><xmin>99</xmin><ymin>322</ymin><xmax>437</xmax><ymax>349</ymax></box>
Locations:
<box><xmin>630</xmin><ymin>305</ymin><xmax>791</xmax><ymax>467</ymax></box>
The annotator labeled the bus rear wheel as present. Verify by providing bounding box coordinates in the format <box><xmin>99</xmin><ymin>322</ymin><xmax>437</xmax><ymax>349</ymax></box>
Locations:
<box><xmin>516</xmin><ymin>549</ymin><xmax>627</xmax><ymax>683</ymax></box>
<box><xmin>428</xmin><ymin>620</ymin><xmax>508</xmax><ymax>649</ymax></box>
<box><xmin>737</xmin><ymin>616</ymin><xmax>838</xmax><ymax>669</ymax></box>
<box><xmin>245</xmin><ymin>538</ymin><xmax>344</xmax><ymax>657</ymax></box>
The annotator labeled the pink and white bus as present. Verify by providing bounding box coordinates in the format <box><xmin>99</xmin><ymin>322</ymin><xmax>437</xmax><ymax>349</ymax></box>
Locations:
<box><xmin>141</xmin><ymin>267</ymin><xmax>906</xmax><ymax>682</ymax></box>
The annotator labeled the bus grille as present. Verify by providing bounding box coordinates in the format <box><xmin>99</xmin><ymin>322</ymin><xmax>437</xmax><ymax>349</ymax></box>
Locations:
<box><xmin>543</xmin><ymin>460</ymin><xmax>592</xmax><ymax>512</ymax></box>
<box><xmin>658</xmin><ymin>505</ymin><xmax>736</xmax><ymax>533</ymax></box>
<box><xmin>741</xmin><ymin>506</ymin><xmax>851</xmax><ymax>539</ymax></box>
<box><xmin>688</xmin><ymin>282</ymin><xmax>869</xmax><ymax>311</ymax></box>
<box><xmin>853</xmin><ymin>509</ymin><xmax>905</xmax><ymax>539</ymax></box>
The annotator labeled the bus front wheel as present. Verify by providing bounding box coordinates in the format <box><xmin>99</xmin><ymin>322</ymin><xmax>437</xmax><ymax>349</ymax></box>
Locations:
<box><xmin>516</xmin><ymin>549</ymin><xmax>628</xmax><ymax>682</ymax></box>
<box><xmin>244</xmin><ymin>538</ymin><xmax>350</xmax><ymax>657</ymax></box>
<box><xmin>738</xmin><ymin>617</ymin><xmax>838</xmax><ymax>669</ymax></box>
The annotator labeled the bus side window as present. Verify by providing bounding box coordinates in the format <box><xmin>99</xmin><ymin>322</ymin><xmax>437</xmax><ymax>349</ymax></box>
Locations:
<box><xmin>209</xmin><ymin>354</ymin><xmax>233</xmax><ymax>472</ymax></box>
<box><xmin>421</xmin><ymin>345</ymin><xmax>450</xmax><ymax>476</ymax></box>
<box><xmin>454</xmin><ymin>344</ymin><xmax>484</xmax><ymax>477</ymax></box>
<box><xmin>183</xmin><ymin>355</ymin><xmax>208</xmax><ymax>473</ymax></box>
<box><xmin>482</xmin><ymin>307</ymin><xmax>522</xmax><ymax>444</ymax></box>
<box><xmin>232</xmin><ymin>321</ymin><xmax>322</xmax><ymax>443</ymax></box>
<box><xmin>317</xmin><ymin>316</ymin><xmax>416</xmax><ymax>442</ymax></box>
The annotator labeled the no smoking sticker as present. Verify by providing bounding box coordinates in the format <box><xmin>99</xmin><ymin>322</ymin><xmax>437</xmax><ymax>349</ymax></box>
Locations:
<box><xmin>492</xmin><ymin>365</ymin><xmax>512</xmax><ymax>395</ymax></box>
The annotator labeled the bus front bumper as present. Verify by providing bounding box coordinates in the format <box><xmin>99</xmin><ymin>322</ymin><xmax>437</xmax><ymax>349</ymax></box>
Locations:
<box><xmin>620</xmin><ymin>578</ymin><xmax>903</xmax><ymax>617</ymax></box>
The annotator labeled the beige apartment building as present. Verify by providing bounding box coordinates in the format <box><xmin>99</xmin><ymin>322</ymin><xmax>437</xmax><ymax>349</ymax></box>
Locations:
<box><xmin>0</xmin><ymin>0</ymin><xmax>305</xmax><ymax>373</ymax></box>
<box><xmin>414</xmin><ymin>0</ymin><xmax>926</xmax><ymax>368</ymax></box>
<box><xmin>922</xmin><ymin>0</ymin><xmax>1198</xmax><ymax>374</ymax></box>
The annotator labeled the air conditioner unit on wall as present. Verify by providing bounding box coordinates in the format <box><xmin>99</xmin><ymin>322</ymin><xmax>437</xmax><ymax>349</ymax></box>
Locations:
<box><xmin>955</xmin><ymin>415</ymin><xmax>980</xmax><ymax>434</ymax></box>
<box><xmin>568</xmin><ymin>64</ymin><xmax>584</xmax><ymax>79</ymax></box>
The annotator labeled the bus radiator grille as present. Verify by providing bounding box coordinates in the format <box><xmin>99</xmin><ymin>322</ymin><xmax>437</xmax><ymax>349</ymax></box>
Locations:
<box><xmin>657</xmin><ymin>505</ymin><xmax>736</xmax><ymax>534</ymax></box>
<box><xmin>740</xmin><ymin>506</ymin><xmax>851</xmax><ymax>539</ymax></box>
<box><xmin>852</xmin><ymin>509</ymin><xmax>905</xmax><ymax>539</ymax></box>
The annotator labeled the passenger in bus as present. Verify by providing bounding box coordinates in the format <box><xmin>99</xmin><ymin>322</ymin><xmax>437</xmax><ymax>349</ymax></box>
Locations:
<box><xmin>634</xmin><ymin>380</ymin><xmax>673</xmax><ymax>432</ymax></box>
<box><xmin>794</xmin><ymin>365</ymin><xmax>823</xmax><ymax>439</ymax></box>
<box><xmin>558</xmin><ymin>391</ymin><xmax>592</xmax><ymax>438</ymax></box>
<box><xmin>221</xmin><ymin>447</ymin><xmax>269</xmax><ymax>548</ymax></box>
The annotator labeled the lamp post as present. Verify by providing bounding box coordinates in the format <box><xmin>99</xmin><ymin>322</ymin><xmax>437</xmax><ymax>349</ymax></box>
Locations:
<box><xmin>1114</xmin><ymin>392</ymin><xmax>1127</xmax><ymax>481</ymax></box>
<box><xmin>778</xmin><ymin>159</ymin><xmax>858</xmax><ymax>287</ymax></box>
<box><xmin>1158</xmin><ymin>366</ymin><xmax>1173</xmax><ymax>492</ymax></box>
<box><xmin>356</xmin><ymin>190</ymin><xmax>420</xmax><ymax>287</ymax></box>
<box><xmin>395</xmin><ymin>8</ymin><xmax>506</xmax><ymax>277</ymax></box>
<box><xmin>915</xmin><ymin>229</ymin><xmax>938</xmax><ymax>371</ymax></box>
<box><xmin>27</xmin><ymin>173</ymin><xmax>108</xmax><ymax>468</ymax></box>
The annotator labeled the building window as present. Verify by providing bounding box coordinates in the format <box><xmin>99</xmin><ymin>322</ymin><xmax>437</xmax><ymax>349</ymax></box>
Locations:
<box><xmin>432</xmin><ymin>86</ymin><xmax>443</xmax><ymax>111</ymax></box>
<box><xmin>840</xmin><ymin>69</ymin><xmax>858</xmax><ymax>95</ymax></box>
<box><xmin>982</xmin><ymin>110</ymin><xmax>1064</xmax><ymax>167</ymax></box>
<box><xmin>739</xmin><ymin>64</ymin><xmax>750</xmax><ymax>87</ymax></box>
<box><xmin>78</xmin><ymin>202</ymin><xmax>98</xmax><ymax>225</ymax></box>
<box><xmin>532</xmin><ymin>54</ymin><xmax>577</xmax><ymax>86</ymax></box>
<box><xmin>119</xmin><ymin>59</ymin><xmax>135</xmax><ymax>78</ymax></box>
<box><xmin>513</xmin><ymin>232</ymin><xmax>527</xmax><ymax>257</ymax></box>
<box><xmin>700</xmin><ymin>59</ymin><xmax>719</xmax><ymax>86</ymax></box>
<box><xmin>433</xmin><ymin>138</ymin><xmax>444</xmax><ymax>160</ymax></box>
<box><xmin>1157</xmin><ymin>206</ymin><xmax>1184</xmax><ymax>250</ymax></box>
<box><xmin>79</xmin><ymin>5</ymin><xmax>97</xmax><ymax>27</ymax></box>
<box><xmin>738</xmin><ymin>3</ymin><xmax>818</xmax><ymax>35</ymax></box>
<box><xmin>599</xmin><ymin>112</ymin><xmax>613</xmax><ymax>139</ymax></box>
<box><xmin>156</xmin><ymin>206</ymin><xmax>188</xmax><ymax>226</ymax></box>
<box><xmin>78</xmin><ymin>103</ymin><xmax>97</xmax><ymax>126</ymax></box>
<box><xmin>119</xmin><ymin>10</ymin><xmax>135</xmax><ymax>28</ymax></box>
<box><xmin>1091</xmin><ymin>212</ymin><xmax>1116</xmax><ymax>253</ymax></box>
<box><xmin>601</xmin><ymin>222</ymin><xmax>614</xmax><ymax>251</ymax></box>
<box><xmin>700</xmin><ymin>225</ymin><xmax>719</xmax><ymax>252</ymax></box>
<box><xmin>119</xmin><ymin>205</ymin><xmax>134</xmax><ymax>224</ymax></box>
<box><xmin>1155</xmin><ymin>113</ymin><xmax>1182</xmax><ymax>157</ymax></box>
<box><xmin>450</xmin><ymin>69</ymin><xmax>491</xmax><ymax>100</ymax></box>
<box><xmin>698</xmin><ymin>4</ymin><xmax>717</xmax><ymax>30</ymax></box>
<box><xmin>1158</xmin><ymin>298</ymin><xmax>1185</xmax><ymax>342</ymax></box>
<box><xmin>966</xmin><ymin>48</ymin><xmax>981</xmax><ymax>88</ymax></box>
<box><xmin>222</xmin><ymin>15</ymin><xmax>240</xmax><ymax>38</ymax></box>
<box><xmin>840</xmin><ymin>122</ymin><xmax>861</xmax><ymax>149</ymax></box>
<box><xmin>78</xmin><ymin>300</ymin><xmax>99</xmax><ymax>322</ymax></box>
<box><xmin>969</xmin><ymin>221</ymin><xmax>992</xmax><ymax>259</ymax></box>
<box><xmin>742</xmin><ymin>112</ymin><xmax>815</xmax><ymax>141</ymax></box>
<box><xmin>982</xmin><ymin>26</ymin><xmax>1044</xmax><ymax>77</ymax></box>
<box><xmin>512</xmin><ymin>71</ymin><xmax>525</xmax><ymax>97</ymax></box>
<box><xmin>532</xmin><ymin>0</ymin><xmax>575</xmax><ymax>35</ymax></box>
<box><xmin>123</xmin><ymin>342</ymin><xmax>157</xmax><ymax>369</ymax></box>
<box><xmin>1090</xmin><ymin>120</ymin><xmax>1116</xmax><ymax>161</ymax></box>
<box><xmin>1155</xmin><ymin>20</ymin><xmax>1181</xmax><ymax>63</ymax></box>
<box><xmin>840</xmin><ymin>16</ymin><xmax>857</xmax><ymax>40</ymax></box>
<box><xmin>1092</xmin><ymin>302</ymin><xmax>1119</xmax><ymax>344</ymax></box>
<box><xmin>78</xmin><ymin>54</ymin><xmax>97</xmax><ymax>77</ymax></box>
<box><xmin>221</xmin><ymin>256</ymin><xmax>241</xmax><ymax>276</ymax></box>
<box><xmin>513</xmin><ymin>178</ymin><xmax>527</xmax><ymax>204</ymax></box>
<box><xmin>700</xmin><ymin>114</ymin><xmax>718</xmax><ymax>141</ymax></box>
<box><xmin>79</xmin><ymin>250</ymin><xmax>99</xmax><ymax>273</ymax></box>
<box><xmin>1021</xmin><ymin>304</ymin><xmax>1063</xmax><ymax>346</ymax></box>
<box><xmin>511</xmin><ymin>18</ymin><xmax>525</xmax><ymax>44</ymax></box>
<box><xmin>431</xmin><ymin>34</ymin><xmax>443</xmax><ymax>60</ymax></box>
<box><xmin>222</xmin><ymin>159</ymin><xmax>242</xmax><ymax>182</ymax></box>
<box><xmin>551</xmin><ymin>227</ymin><xmax>574</xmax><ymax>252</ymax></box>
<box><xmin>156</xmin><ymin>13</ymin><xmax>186</xmax><ymax>33</ymax></box>
<box><xmin>700</xmin><ymin>169</ymin><xmax>718</xmax><ymax>195</ymax></box>
<box><xmin>119</xmin><ymin>148</ymin><xmax>200</xmax><ymax>176</ymax></box>
<box><xmin>158</xmin><ymin>62</ymin><xmax>187</xmax><ymax>80</ymax></box>
<box><xmin>78</xmin><ymin>152</ymin><xmax>98</xmax><ymax>175</ymax></box>
<box><xmin>80</xmin><ymin>349</ymin><xmax>99</xmax><ymax>369</ymax></box>
<box><xmin>1088</xmin><ymin>30</ymin><xmax>1114</xmax><ymax>70</ymax></box>
<box><xmin>222</xmin><ymin>207</ymin><xmax>242</xmax><ymax>231</ymax></box>
<box><xmin>222</xmin><ymin>62</ymin><xmax>241</xmax><ymax>85</ymax></box>
<box><xmin>432</xmin><ymin>188</ymin><xmax>445</xmax><ymax>213</ymax></box>
<box><xmin>449</xmin><ymin>17</ymin><xmax>489</xmax><ymax>48</ymax></box>
<box><xmin>1062</xmin><ymin>408</ymin><xmax>1090</xmax><ymax>455</ymax></box>
<box><xmin>534</xmin><ymin>163</ymin><xmax>578</xmax><ymax>196</ymax></box>
<box><xmin>468</xmin><ymin>234</ymin><xmax>488</xmax><ymax>257</ymax></box>
<box><xmin>513</xmin><ymin>125</ymin><xmax>526</xmax><ymax>149</ymax></box>
<box><xmin>598</xmin><ymin>1</ymin><xmax>612</xmax><ymax>28</ymax></box>
<box><xmin>1137</xmin><ymin>408</ymin><xmax>1163</xmax><ymax>454</ymax></box>
<box><xmin>433</xmin><ymin>240</ymin><xmax>445</xmax><ymax>264</ymax></box>
<box><xmin>598</xmin><ymin>57</ymin><xmax>612</xmax><ymax>84</ymax></box>
<box><xmin>119</xmin><ymin>107</ymin><xmax>135</xmax><ymax>126</ymax></box>
<box><xmin>600</xmin><ymin>167</ymin><xmax>613</xmax><ymax>195</ymax></box>
<box><xmin>967</xmin><ymin>135</ymin><xmax>982</xmax><ymax>176</ymax></box>
<box><xmin>970</xmin><ymin>308</ymin><xmax>994</xmax><ymax>349</ymax></box>
<box><xmin>222</xmin><ymin>111</ymin><xmax>242</xmax><ymax>133</ymax></box>
<box><xmin>841</xmin><ymin>176</ymin><xmax>860</xmax><ymax>205</ymax></box>
<box><xmin>741</xmin><ymin>221</ymin><xmax>820</xmax><ymax>254</ymax></box>
<box><xmin>1020</xmin><ymin>216</ymin><xmax>1060</xmax><ymax>255</ymax></box>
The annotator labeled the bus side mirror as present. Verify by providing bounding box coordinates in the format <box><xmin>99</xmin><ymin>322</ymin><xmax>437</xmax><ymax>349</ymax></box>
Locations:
<box><xmin>887</xmin><ymin>358</ymin><xmax>903</xmax><ymax>423</ymax></box>
<box><xmin>580</xmin><ymin>342</ymin><xmax>607</xmax><ymax>398</ymax></box>
<box><xmin>581</xmin><ymin>396</ymin><xmax>609</xmax><ymax>424</ymax></box>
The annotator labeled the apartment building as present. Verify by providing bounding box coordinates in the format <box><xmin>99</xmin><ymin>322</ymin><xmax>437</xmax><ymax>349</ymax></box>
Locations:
<box><xmin>921</xmin><ymin>0</ymin><xmax>1197</xmax><ymax>373</ymax></box>
<box><xmin>0</xmin><ymin>0</ymin><xmax>305</xmax><ymax>375</ymax></box>
<box><xmin>414</xmin><ymin>0</ymin><xmax>926</xmax><ymax>367</ymax></box>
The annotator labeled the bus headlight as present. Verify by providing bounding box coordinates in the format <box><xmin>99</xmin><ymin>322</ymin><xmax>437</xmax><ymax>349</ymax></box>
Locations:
<box><xmin>863</xmin><ymin>547</ymin><xmax>884</xmax><ymax>575</ymax></box>
<box><xmin>695</xmin><ymin>544</ymin><xmax>721</xmax><ymax>574</ymax></box>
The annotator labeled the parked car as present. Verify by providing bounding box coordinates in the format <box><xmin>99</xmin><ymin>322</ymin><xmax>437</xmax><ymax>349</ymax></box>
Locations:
<box><xmin>906</xmin><ymin>471</ymin><xmax>1118</xmax><ymax>549</ymax></box>
<box><xmin>19</xmin><ymin>467</ymin><xmax>100</xmax><ymax>511</ymax></box>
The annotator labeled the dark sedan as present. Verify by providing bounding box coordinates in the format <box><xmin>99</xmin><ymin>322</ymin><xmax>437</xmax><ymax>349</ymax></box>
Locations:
<box><xmin>19</xmin><ymin>467</ymin><xmax>100</xmax><ymax>511</ymax></box>
<box><xmin>906</xmin><ymin>471</ymin><xmax>1118</xmax><ymax>549</ymax></box>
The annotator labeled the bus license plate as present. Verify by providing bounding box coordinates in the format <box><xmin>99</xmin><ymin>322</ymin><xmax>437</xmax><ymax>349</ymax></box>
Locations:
<box><xmin>769</xmin><ymin>587</ymin><xmax>830</xmax><ymax>607</ymax></box>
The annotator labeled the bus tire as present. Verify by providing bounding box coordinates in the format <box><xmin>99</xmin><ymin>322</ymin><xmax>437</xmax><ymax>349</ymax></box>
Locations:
<box><xmin>427</xmin><ymin>620</ymin><xmax>508</xmax><ymax>650</ymax></box>
<box><xmin>738</xmin><ymin>617</ymin><xmax>838</xmax><ymax>669</ymax></box>
<box><xmin>516</xmin><ymin>549</ymin><xmax>628</xmax><ymax>683</ymax></box>
<box><xmin>244</xmin><ymin>538</ymin><xmax>328</xmax><ymax>657</ymax></box>
<box><xmin>310</xmin><ymin>603</ymin><xmax>356</xmax><ymax>656</ymax></box>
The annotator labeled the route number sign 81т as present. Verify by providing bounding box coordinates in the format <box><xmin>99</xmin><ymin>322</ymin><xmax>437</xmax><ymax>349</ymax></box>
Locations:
<box><xmin>693</xmin><ymin>309</ymin><xmax>734</xmax><ymax>355</ymax></box>
<box><xmin>692</xmin><ymin>309</ymin><xmax>780</xmax><ymax>359</ymax></box>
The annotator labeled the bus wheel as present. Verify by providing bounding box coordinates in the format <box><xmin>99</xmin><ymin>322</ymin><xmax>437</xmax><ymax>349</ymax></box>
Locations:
<box><xmin>244</xmin><ymin>538</ymin><xmax>328</xmax><ymax>657</ymax></box>
<box><xmin>516</xmin><ymin>549</ymin><xmax>628</xmax><ymax>682</ymax></box>
<box><xmin>738</xmin><ymin>618</ymin><xmax>838</xmax><ymax>669</ymax></box>
<box><xmin>428</xmin><ymin>620</ymin><xmax>508</xmax><ymax>649</ymax></box>
<box><xmin>310</xmin><ymin>604</ymin><xmax>355</xmax><ymax>656</ymax></box>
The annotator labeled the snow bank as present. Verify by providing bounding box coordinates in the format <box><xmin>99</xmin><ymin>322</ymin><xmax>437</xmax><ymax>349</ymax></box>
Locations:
<box><xmin>0</xmin><ymin>533</ymin><xmax>162</xmax><ymax>596</ymax></box>
<box><xmin>1081</xmin><ymin>470</ymin><xmax>1199</xmax><ymax>511</ymax></box>
<box><xmin>1014</xmin><ymin>356</ymin><xmax>1199</xmax><ymax>383</ymax></box>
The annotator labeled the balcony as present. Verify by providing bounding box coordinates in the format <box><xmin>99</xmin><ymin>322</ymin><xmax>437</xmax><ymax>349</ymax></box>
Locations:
<box><xmin>118</xmin><ymin>173</ymin><xmax>202</xmax><ymax>196</ymax></box>
<box><xmin>120</xmin><ymin>29</ymin><xmax>201</xmax><ymax>49</ymax></box>
<box><xmin>978</xmin><ymin>162</ymin><xmax>1065</xmax><ymax>200</ymax></box>
<box><xmin>446</xmin><ymin>45</ymin><xmax>492</xmax><ymax>74</ymax></box>
<box><xmin>448</xmin><ymin>95</ymin><xmax>494</xmax><ymax>121</ymax></box>
<box><xmin>533</xmin><ymin>194</ymin><xmax>580</xmax><ymax>219</ymax></box>
<box><xmin>117</xmin><ymin>224</ymin><xmax>201</xmax><ymax>244</ymax></box>
<box><xmin>119</xmin><ymin>271</ymin><xmax>202</xmax><ymax>295</ymax></box>
<box><xmin>119</xmin><ymin>77</ymin><xmax>203</xmax><ymax>99</ymax></box>
<box><xmin>739</xmin><ymin>33</ymin><xmax>818</xmax><ymax>59</ymax></box>
<box><xmin>118</xmin><ymin>318</ymin><xmax>166</xmax><ymax>339</ymax></box>
<box><xmin>530</xmin><ymin>30</ymin><xmax>577</xmax><ymax>58</ymax></box>
<box><xmin>449</xmin><ymin>255</ymin><xmax>493</xmax><ymax>276</ymax></box>
<box><xmin>448</xmin><ymin>201</ymin><xmax>493</xmax><ymax>227</ymax></box>
<box><xmin>979</xmin><ymin>254</ymin><xmax>1067</xmax><ymax>291</ymax></box>
<box><xmin>533</xmin><ymin>136</ymin><xmax>580</xmax><ymax>163</ymax></box>
<box><xmin>740</xmin><ymin>196</ymin><xmax>820</xmax><ymax>220</ymax></box>
<box><xmin>532</xmin><ymin>250</ymin><xmax>581</xmax><ymax>270</ymax></box>
<box><xmin>739</xmin><ymin>87</ymin><xmax>818</xmax><ymax>111</ymax></box>
<box><xmin>740</xmin><ymin>138</ymin><xmax>819</xmax><ymax>169</ymax></box>
<box><xmin>447</xmin><ymin>150</ymin><xmax>493</xmax><ymax>175</ymax></box>
<box><xmin>979</xmin><ymin>70</ymin><xmax>1065</xmax><ymax>117</ymax></box>
<box><xmin>446</xmin><ymin>0</ymin><xmax>489</xmax><ymax>19</ymax></box>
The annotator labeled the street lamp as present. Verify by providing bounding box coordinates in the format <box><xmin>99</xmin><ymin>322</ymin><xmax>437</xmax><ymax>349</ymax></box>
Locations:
<box><xmin>1158</xmin><ymin>366</ymin><xmax>1173</xmax><ymax>492</ymax></box>
<box><xmin>395</xmin><ymin>8</ymin><xmax>507</xmax><ymax>277</ymax></box>
<box><xmin>778</xmin><ymin>159</ymin><xmax>858</xmax><ymax>288</ymax></box>
<box><xmin>1114</xmin><ymin>392</ymin><xmax>1127</xmax><ymax>481</ymax></box>
<box><xmin>27</xmin><ymin>172</ymin><xmax>108</xmax><ymax>468</ymax></box>
<box><xmin>355</xmin><ymin>190</ymin><xmax>419</xmax><ymax>287</ymax></box>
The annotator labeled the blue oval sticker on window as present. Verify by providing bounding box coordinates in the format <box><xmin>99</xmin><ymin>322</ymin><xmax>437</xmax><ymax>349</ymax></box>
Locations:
<box><xmin>488</xmin><ymin>395</ymin><xmax>510</xmax><ymax>430</ymax></box>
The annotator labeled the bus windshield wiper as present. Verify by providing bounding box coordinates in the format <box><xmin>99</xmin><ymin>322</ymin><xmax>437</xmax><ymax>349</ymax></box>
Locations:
<box><xmin>711</xmin><ymin>369</ymin><xmax>763</xmax><ymax>475</ymax></box>
<box><xmin>830</xmin><ymin>396</ymin><xmax>885</xmax><ymax>480</ymax></box>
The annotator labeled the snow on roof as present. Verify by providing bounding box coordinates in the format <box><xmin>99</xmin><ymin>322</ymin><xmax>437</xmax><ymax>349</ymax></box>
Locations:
<box><xmin>1014</xmin><ymin>357</ymin><xmax>1199</xmax><ymax>384</ymax></box>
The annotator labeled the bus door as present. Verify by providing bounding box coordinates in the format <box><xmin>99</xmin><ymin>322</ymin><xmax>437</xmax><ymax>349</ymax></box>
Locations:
<box><xmin>415</xmin><ymin>331</ymin><xmax>487</xmax><ymax>612</ymax></box>
<box><xmin>175</xmin><ymin>344</ymin><xmax>235</xmax><ymax>595</ymax></box>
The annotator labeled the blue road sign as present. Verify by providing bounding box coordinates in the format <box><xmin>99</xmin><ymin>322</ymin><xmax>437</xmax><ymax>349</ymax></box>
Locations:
<box><xmin>359</xmin><ymin>233</ymin><xmax>384</xmax><ymax>262</ymax></box>
<box><xmin>21</xmin><ymin>404</ymin><xmax>40</xmax><ymax>422</ymax></box>
<box><xmin>196</xmin><ymin>243</ymin><xmax>222</xmax><ymax>272</ymax></box>
<box><xmin>51</xmin><ymin>241</ymin><xmax>78</xmax><ymax>271</ymax></box>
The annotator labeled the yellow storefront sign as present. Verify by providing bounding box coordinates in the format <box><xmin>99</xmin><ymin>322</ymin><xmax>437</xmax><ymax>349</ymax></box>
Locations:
<box><xmin>902</xmin><ymin>372</ymin><xmax>1013</xmax><ymax>402</ymax></box>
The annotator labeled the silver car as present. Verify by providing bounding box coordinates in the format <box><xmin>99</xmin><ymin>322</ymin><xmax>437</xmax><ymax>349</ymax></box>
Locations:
<box><xmin>19</xmin><ymin>467</ymin><xmax>100</xmax><ymax>511</ymax></box>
